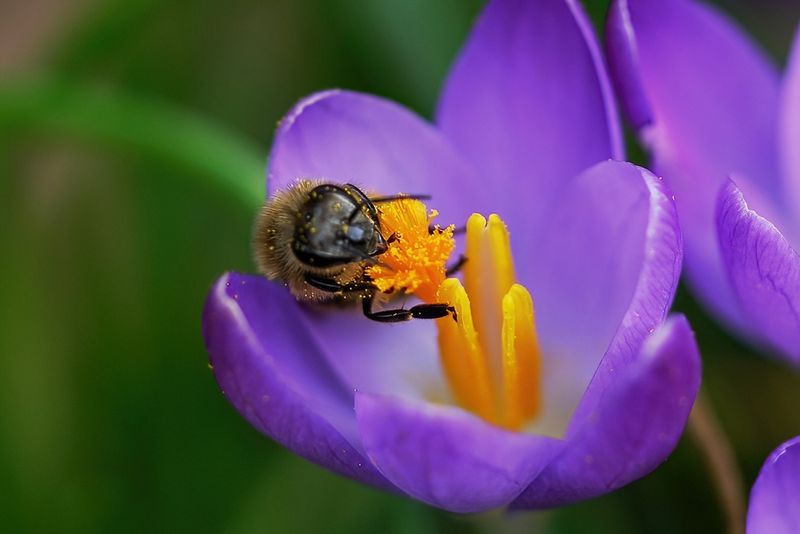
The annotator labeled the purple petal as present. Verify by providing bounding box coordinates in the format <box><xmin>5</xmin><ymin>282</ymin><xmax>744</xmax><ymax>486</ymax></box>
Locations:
<box><xmin>355</xmin><ymin>393</ymin><xmax>561</xmax><ymax>513</ymax></box>
<box><xmin>526</xmin><ymin>161</ymin><xmax>681</xmax><ymax>432</ymax></box>
<box><xmin>301</xmin><ymin>308</ymin><xmax>446</xmax><ymax>403</ymax></box>
<box><xmin>716</xmin><ymin>181</ymin><xmax>800</xmax><ymax>365</ymax></box>
<box><xmin>268</xmin><ymin>90</ymin><xmax>481</xmax><ymax>226</ymax></box>
<box><xmin>437</xmin><ymin>0</ymin><xmax>622</xmax><ymax>243</ymax></box>
<box><xmin>202</xmin><ymin>273</ymin><xmax>392</xmax><ymax>490</ymax></box>
<box><xmin>747</xmin><ymin>436</ymin><xmax>800</xmax><ymax>534</ymax></box>
<box><xmin>606</xmin><ymin>0</ymin><xmax>782</xmax><ymax>331</ymax></box>
<box><xmin>512</xmin><ymin>315</ymin><xmax>701</xmax><ymax>509</ymax></box>
<box><xmin>780</xmin><ymin>24</ymin><xmax>800</xmax><ymax>215</ymax></box>
<box><xmin>605</xmin><ymin>0</ymin><xmax>780</xmax><ymax>190</ymax></box>
<box><xmin>605</xmin><ymin>0</ymin><xmax>652</xmax><ymax>130</ymax></box>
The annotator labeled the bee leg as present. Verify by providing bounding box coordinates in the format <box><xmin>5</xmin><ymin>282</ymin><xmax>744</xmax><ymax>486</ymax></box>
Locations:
<box><xmin>305</xmin><ymin>274</ymin><xmax>346</xmax><ymax>293</ymax></box>
<box><xmin>410</xmin><ymin>303</ymin><xmax>457</xmax><ymax>321</ymax></box>
<box><xmin>361</xmin><ymin>295</ymin><xmax>456</xmax><ymax>323</ymax></box>
<box><xmin>305</xmin><ymin>273</ymin><xmax>376</xmax><ymax>294</ymax></box>
<box><xmin>445</xmin><ymin>254</ymin><xmax>467</xmax><ymax>276</ymax></box>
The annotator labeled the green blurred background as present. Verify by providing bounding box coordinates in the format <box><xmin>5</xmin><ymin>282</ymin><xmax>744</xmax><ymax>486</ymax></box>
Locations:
<box><xmin>0</xmin><ymin>0</ymin><xmax>797</xmax><ymax>532</ymax></box>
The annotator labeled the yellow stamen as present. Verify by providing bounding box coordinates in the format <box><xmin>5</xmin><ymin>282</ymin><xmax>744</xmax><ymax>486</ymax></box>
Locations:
<box><xmin>437</xmin><ymin>213</ymin><xmax>542</xmax><ymax>430</ymax></box>
<box><xmin>366</xmin><ymin>199</ymin><xmax>454</xmax><ymax>303</ymax></box>
<box><xmin>436</xmin><ymin>279</ymin><xmax>494</xmax><ymax>422</ymax></box>
<box><xmin>363</xmin><ymin>198</ymin><xmax>541</xmax><ymax>431</ymax></box>
<box><xmin>501</xmin><ymin>284</ymin><xmax>542</xmax><ymax>429</ymax></box>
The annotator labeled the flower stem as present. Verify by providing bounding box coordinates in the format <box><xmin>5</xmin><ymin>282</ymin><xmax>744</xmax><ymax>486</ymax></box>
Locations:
<box><xmin>687</xmin><ymin>390</ymin><xmax>746</xmax><ymax>534</ymax></box>
<box><xmin>0</xmin><ymin>77</ymin><xmax>264</xmax><ymax>210</ymax></box>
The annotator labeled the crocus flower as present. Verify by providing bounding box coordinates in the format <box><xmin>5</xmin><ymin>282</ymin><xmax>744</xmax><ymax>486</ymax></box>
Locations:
<box><xmin>747</xmin><ymin>436</ymin><xmax>800</xmax><ymax>534</ymax></box>
<box><xmin>607</xmin><ymin>0</ymin><xmax>800</xmax><ymax>365</ymax></box>
<box><xmin>203</xmin><ymin>0</ymin><xmax>700</xmax><ymax>512</ymax></box>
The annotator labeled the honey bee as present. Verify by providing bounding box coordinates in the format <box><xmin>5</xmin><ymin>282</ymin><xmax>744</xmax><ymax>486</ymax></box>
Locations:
<box><xmin>253</xmin><ymin>180</ymin><xmax>455</xmax><ymax>322</ymax></box>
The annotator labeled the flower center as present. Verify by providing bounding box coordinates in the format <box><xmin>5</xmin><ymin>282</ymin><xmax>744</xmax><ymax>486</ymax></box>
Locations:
<box><xmin>367</xmin><ymin>200</ymin><xmax>541</xmax><ymax>431</ymax></box>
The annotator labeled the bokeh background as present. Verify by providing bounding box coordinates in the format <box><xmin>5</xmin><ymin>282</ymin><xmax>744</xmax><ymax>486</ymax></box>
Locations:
<box><xmin>1</xmin><ymin>0</ymin><xmax>798</xmax><ymax>532</ymax></box>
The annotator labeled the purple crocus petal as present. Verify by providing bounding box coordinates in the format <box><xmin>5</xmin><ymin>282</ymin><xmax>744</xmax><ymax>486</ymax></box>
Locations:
<box><xmin>780</xmin><ymin>24</ymin><xmax>800</xmax><ymax>214</ymax></box>
<box><xmin>716</xmin><ymin>181</ymin><xmax>800</xmax><ymax>365</ymax></box>
<box><xmin>605</xmin><ymin>0</ymin><xmax>781</xmax><ymax>191</ymax></box>
<box><xmin>202</xmin><ymin>273</ymin><xmax>393</xmax><ymax>490</ymax></box>
<box><xmin>605</xmin><ymin>0</ymin><xmax>652</xmax><ymax>130</ymax></box>
<box><xmin>606</xmin><ymin>0</ymin><xmax>781</xmax><ymax>331</ymax></box>
<box><xmin>268</xmin><ymin>90</ymin><xmax>481</xmax><ymax>225</ymax></box>
<box><xmin>527</xmin><ymin>161</ymin><xmax>681</xmax><ymax>430</ymax></box>
<box><xmin>301</xmin><ymin>310</ymin><xmax>446</xmax><ymax>403</ymax></box>
<box><xmin>354</xmin><ymin>393</ymin><xmax>561</xmax><ymax>513</ymax></box>
<box><xmin>437</xmin><ymin>0</ymin><xmax>622</xmax><ymax>248</ymax></box>
<box><xmin>747</xmin><ymin>436</ymin><xmax>800</xmax><ymax>534</ymax></box>
<box><xmin>512</xmin><ymin>315</ymin><xmax>701</xmax><ymax>509</ymax></box>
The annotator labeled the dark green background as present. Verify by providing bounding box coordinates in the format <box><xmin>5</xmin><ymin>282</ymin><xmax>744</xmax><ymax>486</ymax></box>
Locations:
<box><xmin>1</xmin><ymin>0</ymin><xmax>797</xmax><ymax>532</ymax></box>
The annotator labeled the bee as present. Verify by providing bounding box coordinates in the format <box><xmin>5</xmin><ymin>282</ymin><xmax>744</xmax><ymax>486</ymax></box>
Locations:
<box><xmin>253</xmin><ymin>180</ymin><xmax>455</xmax><ymax>322</ymax></box>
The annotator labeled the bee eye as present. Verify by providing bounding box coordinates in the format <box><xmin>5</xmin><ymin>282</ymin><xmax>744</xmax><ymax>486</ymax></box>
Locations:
<box><xmin>346</xmin><ymin>225</ymin><xmax>366</xmax><ymax>242</ymax></box>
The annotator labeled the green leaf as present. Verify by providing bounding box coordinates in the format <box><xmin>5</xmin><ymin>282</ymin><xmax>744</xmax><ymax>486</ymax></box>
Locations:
<box><xmin>0</xmin><ymin>77</ymin><xmax>264</xmax><ymax>210</ymax></box>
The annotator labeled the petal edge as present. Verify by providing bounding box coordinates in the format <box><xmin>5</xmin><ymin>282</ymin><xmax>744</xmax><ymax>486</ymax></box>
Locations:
<box><xmin>203</xmin><ymin>273</ymin><xmax>392</xmax><ymax>490</ymax></box>
<box><xmin>355</xmin><ymin>393</ymin><xmax>560</xmax><ymax>513</ymax></box>
<box><xmin>747</xmin><ymin>435</ymin><xmax>800</xmax><ymax>534</ymax></box>
<box><xmin>512</xmin><ymin>315</ymin><xmax>701</xmax><ymax>509</ymax></box>
<box><xmin>716</xmin><ymin>181</ymin><xmax>800</xmax><ymax>365</ymax></box>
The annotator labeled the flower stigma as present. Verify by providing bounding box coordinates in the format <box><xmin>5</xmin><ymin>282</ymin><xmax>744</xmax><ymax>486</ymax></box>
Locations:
<box><xmin>367</xmin><ymin>201</ymin><xmax>542</xmax><ymax>431</ymax></box>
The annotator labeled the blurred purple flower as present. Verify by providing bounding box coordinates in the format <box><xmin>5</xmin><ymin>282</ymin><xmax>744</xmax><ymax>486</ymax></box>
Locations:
<box><xmin>202</xmin><ymin>0</ymin><xmax>700</xmax><ymax>512</ymax></box>
<box><xmin>748</xmin><ymin>436</ymin><xmax>800</xmax><ymax>534</ymax></box>
<box><xmin>607</xmin><ymin>0</ymin><xmax>800</xmax><ymax>365</ymax></box>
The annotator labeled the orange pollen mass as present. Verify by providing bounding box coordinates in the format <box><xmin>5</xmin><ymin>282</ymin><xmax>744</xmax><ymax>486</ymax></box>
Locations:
<box><xmin>366</xmin><ymin>199</ymin><xmax>455</xmax><ymax>303</ymax></box>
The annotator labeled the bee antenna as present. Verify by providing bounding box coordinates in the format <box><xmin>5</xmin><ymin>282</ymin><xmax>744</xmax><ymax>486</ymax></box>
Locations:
<box><xmin>369</xmin><ymin>193</ymin><xmax>431</xmax><ymax>203</ymax></box>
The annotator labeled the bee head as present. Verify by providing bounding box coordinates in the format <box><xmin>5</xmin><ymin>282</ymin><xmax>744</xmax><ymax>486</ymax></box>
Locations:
<box><xmin>292</xmin><ymin>184</ymin><xmax>387</xmax><ymax>268</ymax></box>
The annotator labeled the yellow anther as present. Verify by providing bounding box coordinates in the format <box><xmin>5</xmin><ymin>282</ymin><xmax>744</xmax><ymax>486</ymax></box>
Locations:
<box><xmin>366</xmin><ymin>199</ymin><xmax>454</xmax><ymax>303</ymax></box>
<box><xmin>501</xmin><ymin>284</ymin><xmax>541</xmax><ymax>429</ymax></box>
<box><xmin>436</xmin><ymin>213</ymin><xmax>542</xmax><ymax>430</ymax></box>
<box><xmin>436</xmin><ymin>279</ymin><xmax>494</xmax><ymax>422</ymax></box>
